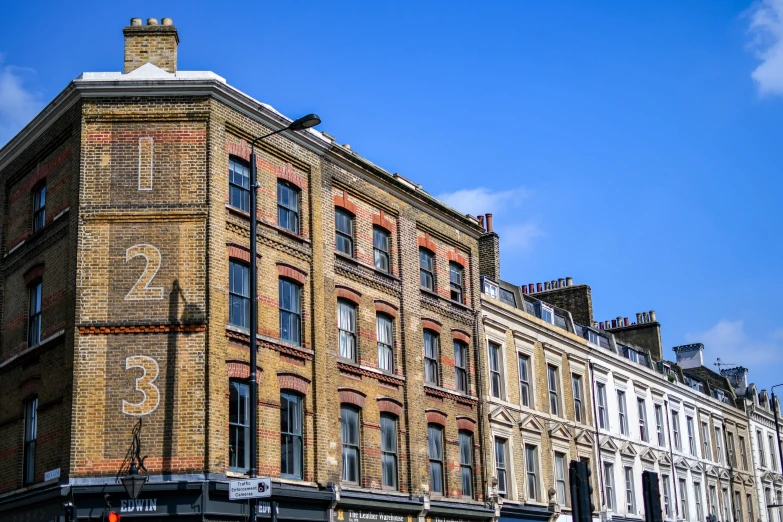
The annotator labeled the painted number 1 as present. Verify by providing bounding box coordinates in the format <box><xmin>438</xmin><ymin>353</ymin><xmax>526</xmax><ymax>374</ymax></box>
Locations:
<box><xmin>122</xmin><ymin>355</ymin><xmax>160</xmax><ymax>416</ymax></box>
<box><xmin>125</xmin><ymin>244</ymin><xmax>164</xmax><ymax>301</ymax></box>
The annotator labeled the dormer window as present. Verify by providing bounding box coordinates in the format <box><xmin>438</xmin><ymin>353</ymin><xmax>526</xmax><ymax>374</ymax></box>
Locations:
<box><xmin>536</xmin><ymin>302</ymin><xmax>554</xmax><ymax>324</ymax></box>
<box><xmin>482</xmin><ymin>277</ymin><xmax>498</xmax><ymax>299</ymax></box>
<box><xmin>499</xmin><ymin>288</ymin><xmax>516</xmax><ymax>307</ymax></box>
<box><xmin>588</xmin><ymin>330</ymin><xmax>600</xmax><ymax>345</ymax></box>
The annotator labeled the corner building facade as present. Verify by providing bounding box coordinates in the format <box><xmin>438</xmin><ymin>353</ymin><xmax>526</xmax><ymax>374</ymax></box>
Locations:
<box><xmin>0</xmin><ymin>19</ymin><xmax>492</xmax><ymax>522</ymax></box>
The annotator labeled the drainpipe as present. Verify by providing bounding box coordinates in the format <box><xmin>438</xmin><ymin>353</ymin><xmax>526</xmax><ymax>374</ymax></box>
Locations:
<box><xmin>588</xmin><ymin>360</ymin><xmax>607</xmax><ymax>508</ymax></box>
<box><xmin>664</xmin><ymin>400</ymin><xmax>679</xmax><ymax>518</ymax></box>
<box><xmin>474</xmin><ymin>308</ymin><xmax>495</xmax><ymax>517</ymax></box>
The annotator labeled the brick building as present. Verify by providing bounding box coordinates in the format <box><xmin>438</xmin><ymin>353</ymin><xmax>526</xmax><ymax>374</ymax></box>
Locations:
<box><xmin>0</xmin><ymin>18</ymin><xmax>492</xmax><ymax>522</ymax></box>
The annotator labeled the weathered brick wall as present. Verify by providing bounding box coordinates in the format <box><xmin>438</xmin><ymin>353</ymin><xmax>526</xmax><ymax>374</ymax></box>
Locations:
<box><xmin>0</xmin><ymin>103</ymin><xmax>81</xmax><ymax>493</ymax></box>
<box><xmin>71</xmin><ymin>96</ymin><xmax>209</xmax><ymax>477</ymax></box>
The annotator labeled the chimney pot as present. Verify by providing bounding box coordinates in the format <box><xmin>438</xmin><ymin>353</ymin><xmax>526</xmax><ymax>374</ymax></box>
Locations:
<box><xmin>566</xmin><ymin>276</ymin><xmax>573</xmax><ymax>286</ymax></box>
<box><xmin>624</xmin><ymin>317</ymin><xmax>629</xmax><ymax>326</ymax></box>
<box><xmin>521</xmin><ymin>285</ymin><xmax>528</xmax><ymax>294</ymax></box>
<box><xmin>551</xmin><ymin>280</ymin><xmax>557</xmax><ymax>289</ymax></box>
<box><xmin>650</xmin><ymin>310</ymin><xmax>656</xmax><ymax>322</ymax></box>
<box><xmin>544</xmin><ymin>282</ymin><xmax>550</xmax><ymax>290</ymax></box>
<box><xmin>611</xmin><ymin>319</ymin><xmax>617</xmax><ymax>328</ymax></box>
<box><xmin>636</xmin><ymin>312</ymin><xmax>642</xmax><ymax>323</ymax></box>
<box><xmin>147</xmin><ymin>18</ymin><xmax>159</xmax><ymax>25</ymax></box>
<box><xmin>599</xmin><ymin>322</ymin><xmax>605</xmax><ymax>329</ymax></box>
<box><xmin>642</xmin><ymin>312</ymin><xmax>649</xmax><ymax>323</ymax></box>
<box><xmin>477</xmin><ymin>215</ymin><xmax>485</xmax><ymax>229</ymax></box>
<box><xmin>486</xmin><ymin>213</ymin><xmax>494</xmax><ymax>232</ymax></box>
<box><xmin>537</xmin><ymin>283</ymin><xmax>543</xmax><ymax>292</ymax></box>
<box><xmin>558</xmin><ymin>278</ymin><xmax>565</xmax><ymax>288</ymax></box>
<box><xmin>130</xmin><ymin>18</ymin><xmax>142</xmax><ymax>26</ymax></box>
<box><xmin>529</xmin><ymin>283</ymin><xmax>535</xmax><ymax>293</ymax></box>
<box><xmin>161</xmin><ymin>17</ymin><xmax>173</xmax><ymax>26</ymax></box>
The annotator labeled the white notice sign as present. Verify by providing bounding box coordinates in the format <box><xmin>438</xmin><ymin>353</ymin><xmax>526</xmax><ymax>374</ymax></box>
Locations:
<box><xmin>229</xmin><ymin>478</ymin><xmax>272</xmax><ymax>499</ymax></box>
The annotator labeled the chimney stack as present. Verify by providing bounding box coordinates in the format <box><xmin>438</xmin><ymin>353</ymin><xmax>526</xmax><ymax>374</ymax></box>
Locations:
<box><xmin>478</xmin><ymin>213</ymin><xmax>500</xmax><ymax>281</ymax></box>
<box><xmin>124</xmin><ymin>17</ymin><xmax>179</xmax><ymax>74</ymax></box>
<box><xmin>673</xmin><ymin>344</ymin><xmax>705</xmax><ymax>370</ymax></box>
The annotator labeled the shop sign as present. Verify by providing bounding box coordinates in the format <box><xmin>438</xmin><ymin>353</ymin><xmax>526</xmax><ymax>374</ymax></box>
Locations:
<box><xmin>336</xmin><ymin>510</ymin><xmax>409</xmax><ymax>522</ymax></box>
<box><xmin>120</xmin><ymin>499</ymin><xmax>158</xmax><ymax>513</ymax></box>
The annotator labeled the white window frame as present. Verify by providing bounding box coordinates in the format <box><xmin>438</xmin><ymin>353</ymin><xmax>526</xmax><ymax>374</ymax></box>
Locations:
<box><xmin>597</xmin><ymin>381</ymin><xmax>609</xmax><ymax>430</ymax></box>
<box><xmin>604</xmin><ymin>461</ymin><xmax>616</xmax><ymax>512</ymax></box>
<box><xmin>488</xmin><ymin>340</ymin><xmax>505</xmax><ymax>400</ymax></box>
<box><xmin>624</xmin><ymin>465</ymin><xmax>636</xmax><ymax>514</ymax></box>
<box><xmin>617</xmin><ymin>390</ymin><xmax>629</xmax><ymax>436</ymax></box>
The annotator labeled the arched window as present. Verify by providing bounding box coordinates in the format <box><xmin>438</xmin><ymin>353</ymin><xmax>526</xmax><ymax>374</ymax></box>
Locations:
<box><xmin>428</xmin><ymin>423</ymin><xmax>444</xmax><ymax>494</ymax></box>
<box><xmin>229</xmin><ymin>260</ymin><xmax>249</xmax><ymax>328</ymax></box>
<box><xmin>280</xmin><ymin>391</ymin><xmax>303</xmax><ymax>479</ymax></box>
<box><xmin>277</xmin><ymin>180</ymin><xmax>300</xmax><ymax>234</ymax></box>
<box><xmin>341</xmin><ymin>405</ymin><xmax>361</xmax><ymax>483</ymax></box>
<box><xmin>376</xmin><ymin>314</ymin><xmax>394</xmax><ymax>372</ymax></box>
<box><xmin>228</xmin><ymin>157</ymin><xmax>250</xmax><ymax>212</ymax></box>
<box><xmin>279</xmin><ymin>278</ymin><xmax>302</xmax><ymax>346</ymax></box>
<box><xmin>337</xmin><ymin>300</ymin><xmax>357</xmax><ymax>362</ymax></box>
<box><xmin>228</xmin><ymin>380</ymin><xmax>249</xmax><ymax>472</ymax></box>
<box><xmin>32</xmin><ymin>182</ymin><xmax>46</xmax><ymax>232</ymax></box>
<box><xmin>380</xmin><ymin>413</ymin><xmax>398</xmax><ymax>489</ymax></box>
<box><xmin>335</xmin><ymin>209</ymin><xmax>354</xmax><ymax>256</ymax></box>
<box><xmin>424</xmin><ymin>330</ymin><xmax>439</xmax><ymax>385</ymax></box>
<box><xmin>23</xmin><ymin>397</ymin><xmax>38</xmax><ymax>484</ymax></box>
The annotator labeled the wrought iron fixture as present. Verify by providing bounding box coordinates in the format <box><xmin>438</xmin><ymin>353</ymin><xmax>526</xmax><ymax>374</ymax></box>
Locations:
<box><xmin>116</xmin><ymin>418</ymin><xmax>149</xmax><ymax>499</ymax></box>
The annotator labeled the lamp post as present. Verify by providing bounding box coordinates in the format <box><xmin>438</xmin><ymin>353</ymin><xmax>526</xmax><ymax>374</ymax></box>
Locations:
<box><xmin>772</xmin><ymin>384</ymin><xmax>783</xmax><ymax>478</ymax></box>
<box><xmin>247</xmin><ymin>114</ymin><xmax>321</xmax><ymax>521</ymax></box>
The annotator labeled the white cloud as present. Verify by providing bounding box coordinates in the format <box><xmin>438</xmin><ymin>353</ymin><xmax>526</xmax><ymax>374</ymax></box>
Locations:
<box><xmin>0</xmin><ymin>54</ymin><xmax>43</xmax><ymax>146</ymax></box>
<box><xmin>748</xmin><ymin>0</ymin><xmax>783</xmax><ymax>96</ymax></box>
<box><xmin>436</xmin><ymin>186</ymin><xmax>543</xmax><ymax>251</ymax></box>
<box><xmin>684</xmin><ymin>319</ymin><xmax>783</xmax><ymax>368</ymax></box>
<box><xmin>436</xmin><ymin>187</ymin><xmax>529</xmax><ymax>218</ymax></box>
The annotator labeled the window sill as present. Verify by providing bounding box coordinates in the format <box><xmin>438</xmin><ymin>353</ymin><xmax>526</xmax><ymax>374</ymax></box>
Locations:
<box><xmin>226</xmin><ymin>204</ymin><xmax>311</xmax><ymax>244</ymax></box>
<box><xmin>337</xmin><ymin>360</ymin><xmax>405</xmax><ymax>385</ymax></box>
<box><xmin>420</xmin><ymin>287</ymin><xmax>472</xmax><ymax>310</ymax></box>
<box><xmin>423</xmin><ymin>383</ymin><xmax>478</xmax><ymax>404</ymax></box>
<box><xmin>334</xmin><ymin>252</ymin><xmax>400</xmax><ymax>281</ymax></box>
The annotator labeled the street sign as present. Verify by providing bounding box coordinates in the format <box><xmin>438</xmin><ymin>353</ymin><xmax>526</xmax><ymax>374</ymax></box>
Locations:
<box><xmin>229</xmin><ymin>478</ymin><xmax>272</xmax><ymax>500</ymax></box>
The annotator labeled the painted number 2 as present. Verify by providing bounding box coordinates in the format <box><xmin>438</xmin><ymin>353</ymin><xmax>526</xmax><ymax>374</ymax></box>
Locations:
<box><xmin>122</xmin><ymin>355</ymin><xmax>160</xmax><ymax>416</ymax></box>
<box><xmin>125</xmin><ymin>244</ymin><xmax>164</xmax><ymax>300</ymax></box>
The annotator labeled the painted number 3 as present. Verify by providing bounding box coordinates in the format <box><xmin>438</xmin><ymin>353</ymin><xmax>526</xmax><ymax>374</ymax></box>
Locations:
<box><xmin>123</xmin><ymin>355</ymin><xmax>160</xmax><ymax>416</ymax></box>
<box><xmin>125</xmin><ymin>244</ymin><xmax>164</xmax><ymax>300</ymax></box>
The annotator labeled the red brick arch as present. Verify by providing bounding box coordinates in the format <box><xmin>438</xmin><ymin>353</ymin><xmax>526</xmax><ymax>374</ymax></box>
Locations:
<box><xmin>226</xmin><ymin>360</ymin><xmax>262</xmax><ymax>382</ymax></box>
<box><xmin>451</xmin><ymin>329</ymin><xmax>471</xmax><ymax>344</ymax></box>
<box><xmin>425</xmin><ymin>409</ymin><xmax>447</xmax><ymax>426</ymax></box>
<box><xmin>336</xmin><ymin>285</ymin><xmax>362</xmax><ymax>305</ymax></box>
<box><xmin>372</xmin><ymin>210</ymin><xmax>394</xmax><ymax>233</ymax></box>
<box><xmin>417</xmin><ymin>232</ymin><xmax>436</xmax><ymax>253</ymax></box>
<box><xmin>278</xmin><ymin>372</ymin><xmax>311</xmax><ymax>395</ymax></box>
<box><xmin>227</xmin><ymin>244</ymin><xmax>251</xmax><ymax>263</ymax></box>
<box><xmin>333</xmin><ymin>191</ymin><xmax>357</xmax><ymax>215</ymax></box>
<box><xmin>19</xmin><ymin>377</ymin><xmax>41</xmax><ymax>400</ymax></box>
<box><xmin>421</xmin><ymin>318</ymin><xmax>441</xmax><ymax>334</ymax></box>
<box><xmin>277</xmin><ymin>263</ymin><xmax>307</xmax><ymax>284</ymax></box>
<box><xmin>374</xmin><ymin>300</ymin><xmax>398</xmax><ymax>318</ymax></box>
<box><xmin>456</xmin><ymin>416</ymin><xmax>476</xmax><ymax>433</ymax></box>
<box><xmin>377</xmin><ymin>398</ymin><xmax>403</xmax><ymax>417</ymax></box>
<box><xmin>447</xmin><ymin>248</ymin><xmax>467</xmax><ymax>268</ymax></box>
<box><xmin>339</xmin><ymin>388</ymin><xmax>366</xmax><ymax>408</ymax></box>
<box><xmin>24</xmin><ymin>264</ymin><xmax>45</xmax><ymax>285</ymax></box>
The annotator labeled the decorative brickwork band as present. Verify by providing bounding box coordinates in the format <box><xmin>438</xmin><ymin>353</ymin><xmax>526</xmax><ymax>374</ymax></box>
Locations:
<box><xmin>377</xmin><ymin>397</ymin><xmax>403</xmax><ymax>417</ymax></box>
<box><xmin>227</xmin><ymin>243</ymin><xmax>251</xmax><ymax>263</ymax></box>
<box><xmin>277</xmin><ymin>263</ymin><xmax>307</xmax><ymax>284</ymax></box>
<box><xmin>226</xmin><ymin>360</ymin><xmax>261</xmax><ymax>381</ymax></box>
<box><xmin>417</xmin><ymin>232</ymin><xmax>436</xmax><ymax>253</ymax></box>
<box><xmin>456</xmin><ymin>416</ymin><xmax>476</xmax><ymax>432</ymax></box>
<box><xmin>338</xmin><ymin>388</ymin><xmax>366</xmax><ymax>408</ymax></box>
<box><xmin>278</xmin><ymin>372</ymin><xmax>311</xmax><ymax>395</ymax></box>
<box><xmin>24</xmin><ymin>264</ymin><xmax>45</xmax><ymax>285</ymax></box>
<box><xmin>372</xmin><ymin>210</ymin><xmax>394</xmax><ymax>233</ymax></box>
<box><xmin>447</xmin><ymin>248</ymin><xmax>467</xmax><ymax>268</ymax></box>
<box><xmin>79</xmin><ymin>323</ymin><xmax>206</xmax><ymax>335</ymax></box>
<box><xmin>425</xmin><ymin>409</ymin><xmax>447</xmax><ymax>426</ymax></box>
<box><xmin>18</xmin><ymin>377</ymin><xmax>41</xmax><ymax>400</ymax></box>
<box><xmin>336</xmin><ymin>285</ymin><xmax>362</xmax><ymax>305</ymax></box>
<box><xmin>333</xmin><ymin>191</ymin><xmax>357</xmax><ymax>215</ymax></box>
<box><xmin>451</xmin><ymin>329</ymin><xmax>471</xmax><ymax>344</ymax></box>
<box><xmin>374</xmin><ymin>300</ymin><xmax>398</xmax><ymax>318</ymax></box>
<box><xmin>421</xmin><ymin>318</ymin><xmax>442</xmax><ymax>334</ymax></box>
<box><xmin>276</xmin><ymin>163</ymin><xmax>306</xmax><ymax>190</ymax></box>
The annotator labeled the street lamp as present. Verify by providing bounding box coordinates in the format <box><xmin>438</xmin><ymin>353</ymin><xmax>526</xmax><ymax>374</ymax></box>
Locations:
<box><xmin>771</xmin><ymin>384</ymin><xmax>783</xmax><ymax>476</ymax></box>
<box><xmin>247</xmin><ymin>114</ymin><xmax>321</xmax><ymax>521</ymax></box>
<box><xmin>117</xmin><ymin>419</ymin><xmax>148</xmax><ymax>500</ymax></box>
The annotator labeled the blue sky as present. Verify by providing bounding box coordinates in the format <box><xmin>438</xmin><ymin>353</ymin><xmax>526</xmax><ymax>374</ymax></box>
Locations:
<box><xmin>2</xmin><ymin>1</ymin><xmax>783</xmax><ymax>392</ymax></box>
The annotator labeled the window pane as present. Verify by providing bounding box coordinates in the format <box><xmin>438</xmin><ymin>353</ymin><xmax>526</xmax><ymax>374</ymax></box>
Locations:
<box><xmin>338</xmin><ymin>300</ymin><xmax>357</xmax><ymax>361</ymax></box>
<box><xmin>381</xmin><ymin>414</ymin><xmax>397</xmax><ymax>488</ymax></box>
